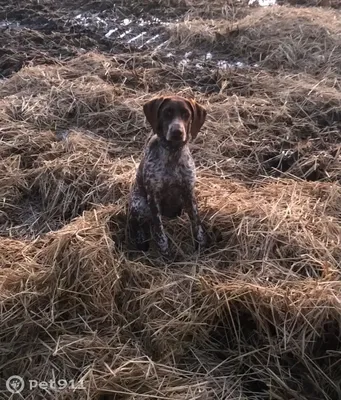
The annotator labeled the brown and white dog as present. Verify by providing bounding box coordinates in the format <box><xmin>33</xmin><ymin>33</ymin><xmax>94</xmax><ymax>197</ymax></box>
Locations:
<box><xmin>127</xmin><ymin>95</ymin><xmax>207</xmax><ymax>258</ymax></box>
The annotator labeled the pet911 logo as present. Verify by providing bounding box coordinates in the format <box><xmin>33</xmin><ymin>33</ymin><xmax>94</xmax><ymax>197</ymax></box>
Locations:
<box><xmin>6</xmin><ymin>375</ymin><xmax>85</xmax><ymax>393</ymax></box>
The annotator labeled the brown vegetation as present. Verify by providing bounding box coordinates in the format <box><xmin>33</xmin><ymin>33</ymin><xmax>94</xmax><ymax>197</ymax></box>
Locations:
<box><xmin>1</xmin><ymin>0</ymin><xmax>341</xmax><ymax>399</ymax></box>
<box><xmin>279</xmin><ymin>0</ymin><xmax>341</xmax><ymax>8</ymax></box>
<box><xmin>168</xmin><ymin>6</ymin><xmax>341</xmax><ymax>76</ymax></box>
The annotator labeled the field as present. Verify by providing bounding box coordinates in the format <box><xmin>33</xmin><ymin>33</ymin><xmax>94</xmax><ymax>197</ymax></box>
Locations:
<box><xmin>1</xmin><ymin>0</ymin><xmax>341</xmax><ymax>398</ymax></box>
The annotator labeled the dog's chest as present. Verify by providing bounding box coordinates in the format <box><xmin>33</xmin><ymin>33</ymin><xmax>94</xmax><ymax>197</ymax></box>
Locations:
<box><xmin>144</xmin><ymin>145</ymin><xmax>195</xmax><ymax>192</ymax></box>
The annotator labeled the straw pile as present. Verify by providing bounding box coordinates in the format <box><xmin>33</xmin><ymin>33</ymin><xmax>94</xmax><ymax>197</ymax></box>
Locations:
<box><xmin>279</xmin><ymin>0</ymin><xmax>341</xmax><ymax>8</ymax></box>
<box><xmin>168</xmin><ymin>6</ymin><xmax>341</xmax><ymax>76</ymax></box>
<box><xmin>1</xmin><ymin>0</ymin><xmax>341</xmax><ymax>399</ymax></box>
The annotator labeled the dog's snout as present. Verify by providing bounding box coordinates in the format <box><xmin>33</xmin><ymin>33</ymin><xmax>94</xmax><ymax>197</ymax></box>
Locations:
<box><xmin>170</xmin><ymin>128</ymin><xmax>183</xmax><ymax>140</ymax></box>
<box><xmin>167</xmin><ymin>121</ymin><xmax>185</xmax><ymax>142</ymax></box>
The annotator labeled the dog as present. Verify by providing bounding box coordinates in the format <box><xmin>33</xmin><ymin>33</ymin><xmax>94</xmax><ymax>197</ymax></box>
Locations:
<box><xmin>127</xmin><ymin>95</ymin><xmax>207</xmax><ymax>258</ymax></box>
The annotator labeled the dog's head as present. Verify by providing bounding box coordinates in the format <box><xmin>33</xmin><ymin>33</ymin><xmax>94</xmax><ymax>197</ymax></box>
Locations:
<box><xmin>143</xmin><ymin>95</ymin><xmax>206</xmax><ymax>148</ymax></box>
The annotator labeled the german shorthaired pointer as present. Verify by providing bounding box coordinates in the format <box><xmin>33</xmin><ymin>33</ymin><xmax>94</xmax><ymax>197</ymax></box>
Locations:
<box><xmin>128</xmin><ymin>95</ymin><xmax>207</xmax><ymax>258</ymax></box>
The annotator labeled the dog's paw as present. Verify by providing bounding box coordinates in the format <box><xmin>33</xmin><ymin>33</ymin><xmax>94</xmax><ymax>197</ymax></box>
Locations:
<box><xmin>130</xmin><ymin>226</ymin><xmax>150</xmax><ymax>252</ymax></box>
<box><xmin>195</xmin><ymin>225</ymin><xmax>207</xmax><ymax>250</ymax></box>
<box><xmin>159</xmin><ymin>244</ymin><xmax>172</xmax><ymax>260</ymax></box>
<box><xmin>158</xmin><ymin>242</ymin><xmax>173</xmax><ymax>262</ymax></box>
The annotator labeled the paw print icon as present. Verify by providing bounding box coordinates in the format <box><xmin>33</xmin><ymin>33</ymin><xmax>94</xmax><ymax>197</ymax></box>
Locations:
<box><xmin>6</xmin><ymin>376</ymin><xmax>25</xmax><ymax>394</ymax></box>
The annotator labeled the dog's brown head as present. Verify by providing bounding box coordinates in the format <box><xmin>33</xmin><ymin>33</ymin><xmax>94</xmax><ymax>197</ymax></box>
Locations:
<box><xmin>143</xmin><ymin>95</ymin><xmax>206</xmax><ymax>148</ymax></box>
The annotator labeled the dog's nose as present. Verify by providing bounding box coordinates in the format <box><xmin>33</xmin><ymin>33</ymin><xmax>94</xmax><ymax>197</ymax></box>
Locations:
<box><xmin>170</xmin><ymin>129</ymin><xmax>183</xmax><ymax>141</ymax></box>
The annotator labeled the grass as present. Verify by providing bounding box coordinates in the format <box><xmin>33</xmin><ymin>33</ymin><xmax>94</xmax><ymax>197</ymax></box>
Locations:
<box><xmin>1</xmin><ymin>0</ymin><xmax>341</xmax><ymax>399</ymax></box>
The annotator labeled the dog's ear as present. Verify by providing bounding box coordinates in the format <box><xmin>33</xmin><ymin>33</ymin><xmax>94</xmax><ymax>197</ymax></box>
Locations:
<box><xmin>188</xmin><ymin>99</ymin><xmax>207</xmax><ymax>139</ymax></box>
<box><xmin>143</xmin><ymin>97</ymin><xmax>166</xmax><ymax>133</ymax></box>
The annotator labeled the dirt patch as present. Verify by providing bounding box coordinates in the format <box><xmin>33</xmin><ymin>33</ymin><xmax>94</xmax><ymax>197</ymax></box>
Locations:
<box><xmin>1</xmin><ymin>0</ymin><xmax>341</xmax><ymax>399</ymax></box>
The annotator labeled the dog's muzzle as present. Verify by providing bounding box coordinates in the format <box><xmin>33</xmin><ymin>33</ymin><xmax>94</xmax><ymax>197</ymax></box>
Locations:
<box><xmin>166</xmin><ymin>120</ymin><xmax>187</xmax><ymax>143</ymax></box>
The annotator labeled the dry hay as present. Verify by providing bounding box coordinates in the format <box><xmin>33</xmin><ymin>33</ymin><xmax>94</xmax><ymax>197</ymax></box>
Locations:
<box><xmin>0</xmin><ymin>206</ymin><xmax>243</xmax><ymax>399</ymax></box>
<box><xmin>1</xmin><ymin>1</ymin><xmax>341</xmax><ymax>399</ymax></box>
<box><xmin>0</xmin><ymin>53</ymin><xmax>146</xmax><ymax>97</ymax></box>
<box><xmin>0</xmin><ymin>127</ymin><xmax>133</xmax><ymax>238</ymax></box>
<box><xmin>278</xmin><ymin>0</ymin><xmax>341</xmax><ymax>8</ymax></box>
<box><xmin>1</xmin><ymin>179</ymin><xmax>341</xmax><ymax>398</ymax></box>
<box><xmin>2</xmin><ymin>54</ymin><xmax>340</xmax><ymax>184</ymax></box>
<box><xmin>168</xmin><ymin>6</ymin><xmax>341</xmax><ymax>76</ymax></box>
<box><xmin>191</xmin><ymin>70</ymin><xmax>341</xmax><ymax>181</ymax></box>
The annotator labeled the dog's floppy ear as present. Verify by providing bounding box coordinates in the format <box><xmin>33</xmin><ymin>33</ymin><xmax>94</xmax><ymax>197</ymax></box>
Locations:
<box><xmin>188</xmin><ymin>99</ymin><xmax>207</xmax><ymax>139</ymax></box>
<box><xmin>143</xmin><ymin>96</ymin><xmax>166</xmax><ymax>133</ymax></box>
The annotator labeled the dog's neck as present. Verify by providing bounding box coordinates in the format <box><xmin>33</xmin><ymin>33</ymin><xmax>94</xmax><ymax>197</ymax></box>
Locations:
<box><xmin>160</xmin><ymin>137</ymin><xmax>188</xmax><ymax>158</ymax></box>
<box><xmin>156</xmin><ymin>133</ymin><xmax>187</xmax><ymax>152</ymax></box>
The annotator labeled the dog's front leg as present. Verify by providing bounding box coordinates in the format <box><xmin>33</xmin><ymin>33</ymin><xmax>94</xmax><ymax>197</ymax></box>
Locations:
<box><xmin>127</xmin><ymin>188</ymin><xmax>151</xmax><ymax>252</ymax></box>
<box><xmin>184</xmin><ymin>190</ymin><xmax>207</xmax><ymax>250</ymax></box>
<box><xmin>147</xmin><ymin>193</ymin><xmax>170</xmax><ymax>258</ymax></box>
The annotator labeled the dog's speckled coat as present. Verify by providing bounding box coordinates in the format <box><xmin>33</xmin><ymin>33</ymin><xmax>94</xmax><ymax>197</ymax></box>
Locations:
<box><xmin>128</xmin><ymin>95</ymin><xmax>207</xmax><ymax>258</ymax></box>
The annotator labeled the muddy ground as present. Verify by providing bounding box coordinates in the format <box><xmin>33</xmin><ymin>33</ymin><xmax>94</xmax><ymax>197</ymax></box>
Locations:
<box><xmin>0</xmin><ymin>0</ymin><xmax>244</xmax><ymax>79</ymax></box>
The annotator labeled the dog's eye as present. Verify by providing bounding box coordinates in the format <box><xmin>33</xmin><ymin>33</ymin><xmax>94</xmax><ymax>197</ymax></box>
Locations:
<box><xmin>164</xmin><ymin>109</ymin><xmax>173</xmax><ymax>117</ymax></box>
<box><xmin>182</xmin><ymin>110</ymin><xmax>190</xmax><ymax>120</ymax></box>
